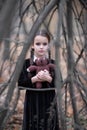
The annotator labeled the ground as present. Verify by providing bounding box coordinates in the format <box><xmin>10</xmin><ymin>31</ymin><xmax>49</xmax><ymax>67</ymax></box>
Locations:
<box><xmin>5</xmin><ymin>90</ymin><xmax>25</xmax><ymax>130</ymax></box>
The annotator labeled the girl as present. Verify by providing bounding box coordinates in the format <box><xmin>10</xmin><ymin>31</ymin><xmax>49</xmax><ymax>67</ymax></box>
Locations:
<box><xmin>18</xmin><ymin>29</ymin><xmax>59</xmax><ymax>130</ymax></box>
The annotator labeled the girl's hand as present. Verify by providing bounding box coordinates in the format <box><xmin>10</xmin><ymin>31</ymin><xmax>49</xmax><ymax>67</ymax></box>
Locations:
<box><xmin>36</xmin><ymin>70</ymin><xmax>52</xmax><ymax>83</ymax></box>
<box><xmin>31</xmin><ymin>70</ymin><xmax>52</xmax><ymax>83</ymax></box>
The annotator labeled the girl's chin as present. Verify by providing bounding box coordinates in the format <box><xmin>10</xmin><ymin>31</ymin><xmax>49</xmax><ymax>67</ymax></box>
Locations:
<box><xmin>37</xmin><ymin>55</ymin><xmax>45</xmax><ymax>58</ymax></box>
<box><xmin>38</xmin><ymin>53</ymin><xmax>45</xmax><ymax>56</ymax></box>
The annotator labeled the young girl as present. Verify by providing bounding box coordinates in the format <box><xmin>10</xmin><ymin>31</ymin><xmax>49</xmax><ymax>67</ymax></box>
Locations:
<box><xmin>18</xmin><ymin>29</ymin><xmax>59</xmax><ymax>130</ymax></box>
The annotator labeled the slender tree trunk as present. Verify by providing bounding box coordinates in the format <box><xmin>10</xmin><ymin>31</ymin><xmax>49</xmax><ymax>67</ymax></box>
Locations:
<box><xmin>0</xmin><ymin>0</ymin><xmax>18</xmax><ymax>42</ymax></box>
<box><xmin>55</xmin><ymin>0</ymin><xmax>66</xmax><ymax>129</ymax></box>
<box><xmin>66</xmin><ymin>1</ymin><xmax>80</xmax><ymax>129</ymax></box>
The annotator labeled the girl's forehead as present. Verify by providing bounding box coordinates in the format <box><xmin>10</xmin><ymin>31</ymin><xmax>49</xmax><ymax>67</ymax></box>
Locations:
<box><xmin>34</xmin><ymin>35</ymin><xmax>49</xmax><ymax>42</ymax></box>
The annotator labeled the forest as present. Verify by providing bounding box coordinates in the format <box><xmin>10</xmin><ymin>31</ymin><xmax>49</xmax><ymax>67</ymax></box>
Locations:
<box><xmin>0</xmin><ymin>0</ymin><xmax>87</xmax><ymax>130</ymax></box>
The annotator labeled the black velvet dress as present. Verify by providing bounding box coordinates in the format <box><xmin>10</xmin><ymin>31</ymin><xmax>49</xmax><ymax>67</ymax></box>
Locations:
<box><xmin>18</xmin><ymin>59</ymin><xmax>59</xmax><ymax>130</ymax></box>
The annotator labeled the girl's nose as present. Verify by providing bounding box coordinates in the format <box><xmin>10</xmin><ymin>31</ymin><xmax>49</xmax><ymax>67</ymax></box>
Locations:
<box><xmin>40</xmin><ymin>44</ymin><xmax>43</xmax><ymax>48</ymax></box>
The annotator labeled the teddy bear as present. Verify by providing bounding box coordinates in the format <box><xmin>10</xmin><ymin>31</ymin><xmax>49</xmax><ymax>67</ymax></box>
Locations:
<box><xmin>27</xmin><ymin>57</ymin><xmax>55</xmax><ymax>88</ymax></box>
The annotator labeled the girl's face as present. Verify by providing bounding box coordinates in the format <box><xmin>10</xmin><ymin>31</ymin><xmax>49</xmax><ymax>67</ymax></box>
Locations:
<box><xmin>32</xmin><ymin>35</ymin><xmax>49</xmax><ymax>58</ymax></box>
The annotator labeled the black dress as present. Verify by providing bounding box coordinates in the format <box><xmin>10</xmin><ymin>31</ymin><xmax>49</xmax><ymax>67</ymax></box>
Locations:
<box><xmin>18</xmin><ymin>59</ymin><xmax>59</xmax><ymax>130</ymax></box>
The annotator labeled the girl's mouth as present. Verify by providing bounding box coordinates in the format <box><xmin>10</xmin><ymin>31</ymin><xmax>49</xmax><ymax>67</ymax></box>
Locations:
<box><xmin>39</xmin><ymin>50</ymin><xmax>44</xmax><ymax>53</ymax></box>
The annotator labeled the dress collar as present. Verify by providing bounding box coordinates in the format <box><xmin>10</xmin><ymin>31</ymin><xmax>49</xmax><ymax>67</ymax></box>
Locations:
<box><xmin>33</xmin><ymin>55</ymin><xmax>47</xmax><ymax>62</ymax></box>
<box><xmin>33</xmin><ymin>55</ymin><xmax>37</xmax><ymax>62</ymax></box>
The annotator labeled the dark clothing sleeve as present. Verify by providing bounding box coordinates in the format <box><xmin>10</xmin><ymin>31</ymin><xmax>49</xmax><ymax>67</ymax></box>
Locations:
<box><xmin>18</xmin><ymin>59</ymin><xmax>33</xmax><ymax>88</ymax></box>
<box><xmin>49</xmin><ymin>59</ymin><xmax>55</xmax><ymax>88</ymax></box>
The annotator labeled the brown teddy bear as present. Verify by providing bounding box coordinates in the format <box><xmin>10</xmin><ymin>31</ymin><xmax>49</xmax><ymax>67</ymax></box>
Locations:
<box><xmin>27</xmin><ymin>57</ymin><xmax>55</xmax><ymax>88</ymax></box>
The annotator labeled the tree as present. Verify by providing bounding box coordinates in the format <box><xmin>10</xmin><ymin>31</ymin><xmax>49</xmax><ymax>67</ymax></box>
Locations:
<box><xmin>0</xmin><ymin>0</ymin><xmax>87</xmax><ymax>129</ymax></box>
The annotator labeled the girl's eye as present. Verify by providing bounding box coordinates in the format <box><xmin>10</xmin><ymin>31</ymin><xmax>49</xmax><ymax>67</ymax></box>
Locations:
<box><xmin>36</xmin><ymin>42</ymin><xmax>41</xmax><ymax>45</ymax></box>
<box><xmin>35</xmin><ymin>42</ymin><xmax>48</xmax><ymax>46</ymax></box>
<box><xmin>43</xmin><ymin>42</ymin><xmax>48</xmax><ymax>46</ymax></box>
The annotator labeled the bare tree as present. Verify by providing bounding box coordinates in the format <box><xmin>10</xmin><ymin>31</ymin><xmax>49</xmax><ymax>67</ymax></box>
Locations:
<box><xmin>0</xmin><ymin>0</ymin><xmax>87</xmax><ymax>130</ymax></box>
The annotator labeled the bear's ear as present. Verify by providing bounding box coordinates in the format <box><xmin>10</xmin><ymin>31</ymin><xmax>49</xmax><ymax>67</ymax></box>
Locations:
<box><xmin>43</xmin><ymin>58</ymin><xmax>49</xmax><ymax>65</ymax></box>
<box><xmin>35</xmin><ymin>59</ymin><xmax>40</xmax><ymax>65</ymax></box>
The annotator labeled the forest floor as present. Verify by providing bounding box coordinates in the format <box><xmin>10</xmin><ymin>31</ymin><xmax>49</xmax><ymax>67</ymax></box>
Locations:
<box><xmin>5</xmin><ymin>110</ymin><xmax>23</xmax><ymax>130</ymax></box>
<box><xmin>5</xmin><ymin>90</ymin><xmax>25</xmax><ymax>130</ymax></box>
